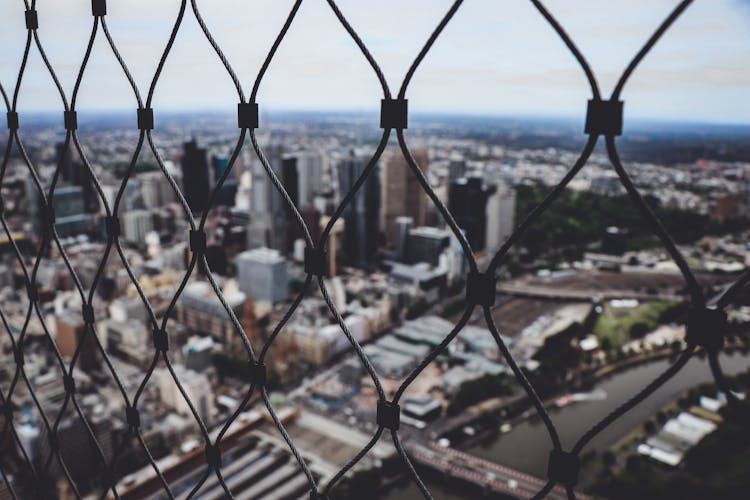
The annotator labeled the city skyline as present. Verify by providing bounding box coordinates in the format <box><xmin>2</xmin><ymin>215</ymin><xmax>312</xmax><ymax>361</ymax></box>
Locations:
<box><xmin>0</xmin><ymin>0</ymin><xmax>748</xmax><ymax>123</ymax></box>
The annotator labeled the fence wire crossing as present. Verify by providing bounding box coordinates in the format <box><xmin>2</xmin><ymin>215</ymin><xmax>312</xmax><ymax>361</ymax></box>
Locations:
<box><xmin>0</xmin><ymin>0</ymin><xmax>748</xmax><ymax>499</ymax></box>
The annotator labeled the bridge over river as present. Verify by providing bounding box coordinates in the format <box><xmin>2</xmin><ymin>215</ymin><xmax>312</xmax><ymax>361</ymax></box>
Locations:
<box><xmin>409</xmin><ymin>442</ymin><xmax>590</xmax><ymax>500</ymax></box>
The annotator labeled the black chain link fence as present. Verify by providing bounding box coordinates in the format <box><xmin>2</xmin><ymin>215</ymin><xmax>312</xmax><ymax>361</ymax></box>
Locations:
<box><xmin>0</xmin><ymin>0</ymin><xmax>748</xmax><ymax>499</ymax></box>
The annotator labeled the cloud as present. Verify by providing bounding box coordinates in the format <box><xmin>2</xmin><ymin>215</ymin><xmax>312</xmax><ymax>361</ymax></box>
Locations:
<box><xmin>0</xmin><ymin>0</ymin><xmax>747</xmax><ymax>123</ymax></box>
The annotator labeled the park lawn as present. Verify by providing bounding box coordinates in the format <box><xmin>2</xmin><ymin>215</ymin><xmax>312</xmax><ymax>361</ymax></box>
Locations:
<box><xmin>593</xmin><ymin>300</ymin><xmax>675</xmax><ymax>351</ymax></box>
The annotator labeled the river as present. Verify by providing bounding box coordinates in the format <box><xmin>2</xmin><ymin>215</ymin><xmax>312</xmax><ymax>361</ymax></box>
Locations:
<box><xmin>383</xmin><ymin>350</ymin><xmax>750</xmax><ymax>499</ymax></box>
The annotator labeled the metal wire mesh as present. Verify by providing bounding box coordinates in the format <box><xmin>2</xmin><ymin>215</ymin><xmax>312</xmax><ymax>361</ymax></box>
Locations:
<box><xmin>0</xmin><ymin>0</ymin><xmax>747</xmax><ymax>499</ymax></box>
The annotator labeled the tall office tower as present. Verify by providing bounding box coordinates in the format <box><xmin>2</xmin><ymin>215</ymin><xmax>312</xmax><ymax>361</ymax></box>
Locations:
<box><xmin>393</xmin><ymin>216</ymin><xmax>413</xmax><ymax>262</ymax></box>
<box><xmin>301</xmin><ymin>205</ymin><xmax>322</xmax><ymax>245</ymax></box>
<box><xmin>320</xmin><ymin>215</ymin><xmax>344</xmax><ymax>277</ymax></box>
<box><xmin>140</xmin><ymin>170</ymin><xmax>175</xmax><ymax>209</ymax></box>
<box><xmin>35</xmin><ymin>185</ymin><xmax>94</xmax><ymax>237</ymax></box>
<box><xmin>381</xmin><ymin>147</ymin><xmax>429</xmax><ymax>245</ymax></box>
<box><xmin>121</xmin><ymin>209</ymin><xmax>154</xmax><ymax>245</ymax></box>
<box><xmin>180</xmin><ymin>139</ymin><xmax>211</xmax><ymax>214</ymax></box>
<box><xmin>294</xmin><ymin>151</ymin><xmax>324</xmax><ymax>209</ymax></box>
<box><xmin>236</xmin><ymin>247</ymin><xmax>289</xmax><ymax>303</ymax></box>
<box><xmin>485</xmin><ymin>181</ymin><xmax>516</xmax><ymax>255</ymax></box>
<box><xmin>407</xmin><ymin>226</ymin><xmax>451</xmax><ymax>266</ymax></box>
<box><xmin>338</xmin><ymin>151</ymin><xmax>380</xmax><ymax>269</ymax></box>
<box><xmin>448</xmin><ymin>176</ymin><xmax>494</xmax><ymax>252</ymax></box>
<box><xmin>55</xmin><ymin>142</ymin><xmax>99</xmax><ymax>213</ymax></box>
<box><xmin>155</xmin><ymin>365</ymin><xmax>214</xmax><ymax>427</ymax></box>
<box><xmin>211</xmin><ymin>155</ymin><xmax>230</xmax><ymax>183</ymax></box>
<box><xmin>248</xmin><ymin>144</ymin><xmax>288</xmax><ymax>252</ymax></box>
<box><xmin>448</xmin><ymin>157</ymin><xmax>466</xmax><ymax>182</ymax></box>
<box><xmin>55</xmin><ymin>311</ymin><xmax>100</xmax><ymax>372</ymax></box>
<box><xmin>281</xmin><ymin>156</ymin><xmax>301</xmax><ymax>250</ymax></box>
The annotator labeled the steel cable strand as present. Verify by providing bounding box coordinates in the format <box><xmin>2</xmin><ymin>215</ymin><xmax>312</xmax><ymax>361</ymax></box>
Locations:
<box><xmin>323</xmin><ymin>0</ymin><xmax>391</xmax><ymax>98</ymax></box>
<box><xmin>212</xmin><ymin>272</ymin><xmax>313</xmax><ymax>452</ymax></box>
<box><xmin>605</xmin><ymin>135</ymin><xmax>704</xmax><ymax>305</ymax></box>
<box><xmin>135</xmin><ymin>429</ymin><xmax>174</xmax><ymax>499</ymax></box>
<box><xmin>394</xmin><ymin>0</ymin><xmax>476</xmax><ymax>273</ymax></box>
<box><xmin>395</xmin><ymin>130</ymin><xmax>476</xmax><ymax>272</ymax></box>
<box><xmin>393</xmin><ymin>306</ymin><xmax>474</xmax><ymax>405</ymax></box>
<box><xmin>318</xmin><ymin>128</ymin><xmax>389</xmax><ymax>249</ymax></box>
<box><xmin>163</xmin><ymin>353</ymin><xmax>212</xmax><ymax>440</ymax></box>
<box><xmin>530</xmin><ymin>479</ymin><xmax>556</xmax><ymax>500</ymax></box>
<box><xmin>257</xmin><ymin>274</ymin><xmax>314</xmax><ymax>363</ymax></box>
<box><xmin>115</xmin><ymin>352</ymin><xmax>174</xmax><ymax>500</ymax></box>
<box><xmin>302</xmin><ymin>19</ymin><xmax>397</xmax><ymax>483</ymax></box>
<box><xmin>708</xmin><ymin>350</ymin><xmax>748</xmax><ymax>420</ymax></box>
<box><xmin>611</xmin><ymin>0</ymin><xmax>694</xmax><ymax>101</ymax></box>
<box><xmin>165</xmin><ymin>3</ymin><xmax>312</xmax><ymax>493</ymax></box>
<box><xmin>101</xmin><ymin>18</ymin><xmax>144</xmax><ymax>108</ymax></box>
<box><xmin>323</xmin><ymin>308</ymin><xmax>473</xmax><ymax>494</ymax></box>
<box><xmin>250</xmin><ymin>0</ymin><xmax>304</xmax><ymax>102</ymax></box>
<box><xmin>321</xmin><ymin>427</ymin><xmax>385</xmax><ymax>497</ymax></box>
<box><xmin>529</xmin><ymin>0</ymin><xmax>699</xmax><ymax>301</ymax></box>
<box><xmin>34</xmin><ymin>16</ymin><xmax>124</xmax><ymax>496</ymax></box>
<box><xmin>392</xmin><ymin>430</ymin><xmax>432</xmax><ymax>499</ymax></box>
<box><xmin>53</xmin><ymin>13</ymin><xmax>122</xmax><ymax>394</ymax></box>
<box><xmin>260</xmin><ymin>386</ymin><xmax>317</xmax><ymax>486</ymax></box>
<box><xmin>487</xmin><ymin>130</ymin><xmax>598</xmax><ymax>275</ymax></box>
<box><xmin>604</xmin><ymin>0</ymin><xmax>702</xmax><ymax>303</ymax></box>
<box><xmin>247</xmin><ymin>2</ymin><xmax>396</xmax><ymax>492</ymax></box>
<box><xmin>248</xmin><ymin>130</ymin><xmax>314</xmax><ymax>247</ymax></box>
<box><xmin>396</xmin><ymin>0</ymin><xmax>464</xmax><ymax>100</ymax></box>
<box><xmin>0</xmin><ymin>141</ymin><xmax>51</xmax><ymax>500</ymax></box>
<box><xmin>190</xmin><ymin>0</ymin><xmax>245</xmax><ymax>102</ymax></box>
<box><xmin>185</xmin><ymin>468</ymin><xmax>213</xmax><ymax>500</ymax></box>
<box><xmin>711</xmin><ymin>267</ymin><xmax>750</xmax><ymax>310</ymax></box>
<box><xmin>112</xmin><ymin>2</ymin><xmax>198</xmax><ymax>496</ymax></box>
<box><xmin>244</xmin><ymin>2</ymin><xmax>313</xmax><ymax>246</ymax></box>
<box><xmin>566</xmin><ymin>484</ymin><xmax>576</xmax><ymax>500</ymax></box>
<box><xmin>489</xmin><ymin>0</ymin><xmax>602</xmax><ymax>275</ymax></box>
<box><xmin>317</xmin><ymin>275</ymin><xmax>386</xmax><ymax>400</ymax></box>
<box><xmin>483</xmin><ymin>307</ymin><xmax>562</xmax><ymax>452</ymax></box>
<box><xmin>0</xmin><ymin>79</ymin><xmax>9</xmax><ymax>109</ymax></box>
<box><xmin>17</xmin><ymin>366</ymin><xmax>61</xmax><ymax>492</ymax></box>
<box><xmin>310</xmin><ymin>136</ymin><xmax>393</xmax><ymax>404</ymax></box>
<box><xmin>385</xmin><ymin>307</ymin><xmax>474</xmax><ymax>499</ymax></box>
<box><xmin>297</xmin><ymin>0</ymin><xmax>462</xmax><ymax>494</ymax></box>
<box><xmin>572</xmin><ymin>346</ymin><xmax>695</xmax><ymax>455</ymax></box>
<box><xmin>0</xmin><ymin>393</ymin><xmax>38</xmax><ymax>492</ymax></box>
<box><xmin>0</xmin><ymin>462</ymin><xmax>18</xmax><ymax>500</ymax></box>
<box><xmin>0</xmin><ymin>315</ymin><xmax>39</xmax><ymax>486</ymax></box>
<box><xmin>0</xmin><ymin>85</ymin><xmax>34</xmax><ymax>426</ymax></box>
<box><xmin>12</xmin><ymin>134</ymin><xmax>83</xmax><ymax>496</ymax></box>
<box><xmin>528</xmin><ymin>0</ymin><xmax>600</xmax><ymax>101</ymax></box>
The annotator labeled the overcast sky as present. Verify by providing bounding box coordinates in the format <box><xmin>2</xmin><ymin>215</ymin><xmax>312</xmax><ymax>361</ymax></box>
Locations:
<box><xmin>0</xmin><ymin>0</ymin><xmax>748</xmax><ymax>123</ymax></box>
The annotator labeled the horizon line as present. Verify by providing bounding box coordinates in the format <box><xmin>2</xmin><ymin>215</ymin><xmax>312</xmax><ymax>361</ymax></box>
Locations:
<box><xmin>11</xmin><ymin>107</ymin><xmax>750</xmax><ymax>128</ymax></box>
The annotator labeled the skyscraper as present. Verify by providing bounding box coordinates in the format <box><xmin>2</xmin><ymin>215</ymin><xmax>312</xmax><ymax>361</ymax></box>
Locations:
<box><xmin>236</xmin><ymin>247</ymin><xmax>289</xmax><ymax>303</ymax></box>
<box><xmin>248</xmin><ymin>144</ymin><xmax>288</xmax><ymax>252</ymax></box>
<box><xmin>485</xmin><ymin>181</ymin><xmax>516</xmax><ymax>255</ymax></box>
<box><xmin>293</xmin><ymin>151</ymin><xmax>324</xmax><ymax>209</ymax></box>
<box><xmin>448</xmin><ymin>176</ymin><xmax>494</xmax><ymax>252</ymax></box>
<box><xmin>338</xmin><ymin>151</ymin><xmax>380</xmax><ymax>269</ymax></box>
<box><xmin>381</xmin><ymin>148</ymin><xmax>429</xmax><ymax>245</ymax></box>
<box><xmin>55</xmin><ymin>142</ymin><xmax>99</xmax><ymax>213</ymax></box>
<box><xmin>180</xmin><ymin>139</ymin><xmax>211</xmax><ymax>214</ymax></box>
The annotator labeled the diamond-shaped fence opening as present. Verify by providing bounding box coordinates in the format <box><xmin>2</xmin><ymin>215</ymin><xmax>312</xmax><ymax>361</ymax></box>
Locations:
<box><xmin>0</xmin><ymin>0</ymin><xmax>747</xmax><ymax>499</ymax></box>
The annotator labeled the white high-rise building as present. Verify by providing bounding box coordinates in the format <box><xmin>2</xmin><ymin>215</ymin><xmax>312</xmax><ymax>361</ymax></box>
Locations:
<box><xmin>140</xmin><ymin>171</ymin><xmax>175</xmax><ymax>209</ymax></box>
<box><xmin>155</xmin><ymin>364</ymin><xmax>214</xmax><ymax>426</ymax></box>
<box><xmin>485</xmin><ymin>181</ymin><xmax>516</xmax><ymax>255</ymax></box>
<box><xmin>294</xmin><ymin>151</ymin><xmax>324</xmax><ymax>209</ymax></box>
<box><xmin>122</xmin><ymin>209</ymin><xmax>153</xmax><ymax>245</ymax></box>
<box><xmin>236</xmin><ymin>247</ymin><xmax>288</xmax><ymax>303</ymax></box>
